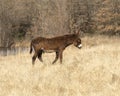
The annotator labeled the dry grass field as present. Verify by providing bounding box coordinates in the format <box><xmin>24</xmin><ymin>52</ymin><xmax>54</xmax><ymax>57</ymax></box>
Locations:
<box><xmin>0</xmin><ymin>35</ymin><xmax>120</xmax><ymax>96</ymax></box>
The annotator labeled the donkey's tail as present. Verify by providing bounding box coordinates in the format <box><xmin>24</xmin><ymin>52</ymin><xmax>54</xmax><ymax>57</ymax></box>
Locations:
<box><xmin>30</xmin><ymin>41</ymin><xmax>33</xmax><ymax>54</ymax></box>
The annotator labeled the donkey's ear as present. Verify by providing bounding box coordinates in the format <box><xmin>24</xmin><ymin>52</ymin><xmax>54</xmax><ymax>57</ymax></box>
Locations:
<box><xmin>74</xmin><ymin>30</ymin><xmax>80</xmax><ymax>35</ymax></box>
<box><xmin>74</xmin><ymin>26</ymin><xmax>80</xmax><ymax>34</ymax></box>
<box><xmin>77</xmin><ymin>31</ymin><xmax>80</xmax><ymax>35</ymax></box>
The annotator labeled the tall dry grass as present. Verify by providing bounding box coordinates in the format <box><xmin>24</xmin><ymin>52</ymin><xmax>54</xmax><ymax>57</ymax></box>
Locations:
<box><xmin>0</xmin><ymin>35</ymin><xmax>120</xmax><ymax>96</ymax></box>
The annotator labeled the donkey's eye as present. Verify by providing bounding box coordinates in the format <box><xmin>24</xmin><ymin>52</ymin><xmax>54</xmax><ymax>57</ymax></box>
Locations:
<box><xmin>78</xmin><ymin>40</ymin><xmax>80</xmax><ymax>42</ymax></box>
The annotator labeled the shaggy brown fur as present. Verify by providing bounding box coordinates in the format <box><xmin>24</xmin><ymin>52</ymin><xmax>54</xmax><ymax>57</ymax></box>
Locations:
<box><xmin>30</xmin><ymin>33</ymin><xmax>82</xmax><ymax>65</ymax></box>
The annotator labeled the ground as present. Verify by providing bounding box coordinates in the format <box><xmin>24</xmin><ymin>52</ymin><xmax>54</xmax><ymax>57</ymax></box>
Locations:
<box><xmin>0</xmin><ymin>35</ymin><xmax>120</xmax><ymax>96</ymax></box>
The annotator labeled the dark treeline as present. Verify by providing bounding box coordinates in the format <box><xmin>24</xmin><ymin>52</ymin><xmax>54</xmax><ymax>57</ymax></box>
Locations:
<box><xmin>0</xmin><ymin>0</ymin><xmax>120</xmax><ymax>47</ymax></box>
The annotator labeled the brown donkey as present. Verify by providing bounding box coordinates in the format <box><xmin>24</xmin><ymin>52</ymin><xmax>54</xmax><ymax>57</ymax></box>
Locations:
<box><xmin>30</xmin><ymin>32</ymin><xmax>82</xmax><ymax>65</ymax></box>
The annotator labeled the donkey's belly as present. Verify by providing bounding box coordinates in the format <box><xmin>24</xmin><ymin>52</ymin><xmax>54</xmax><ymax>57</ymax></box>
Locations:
<box><xmin>43</xmin><ymin>50</ymin><xmax>55</xmax><ymax>53</ymax></box>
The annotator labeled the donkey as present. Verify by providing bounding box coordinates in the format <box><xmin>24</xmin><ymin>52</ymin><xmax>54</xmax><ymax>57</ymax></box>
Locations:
<box><xmin>30</xmin><ymin>32</ymin><xmax>82</xmax><ymax>65</ymax></box>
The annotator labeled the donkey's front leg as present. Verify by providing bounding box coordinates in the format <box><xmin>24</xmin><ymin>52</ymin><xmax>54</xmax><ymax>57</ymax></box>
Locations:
<box><xmin>52</xmin><ymin>51</ymin><xmax>59</xmax><ymax>64</ymax></box>
<box><xmin>59</xmin><ymin>50</ymin><xmax>63</xmax><ymax>64</ymax></box>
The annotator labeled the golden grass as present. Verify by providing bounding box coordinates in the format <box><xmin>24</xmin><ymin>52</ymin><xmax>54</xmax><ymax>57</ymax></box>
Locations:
<box><xmin>0</xmin><ymin>35</ymin><xmax>120</xmax><ymax>96</ymax></box>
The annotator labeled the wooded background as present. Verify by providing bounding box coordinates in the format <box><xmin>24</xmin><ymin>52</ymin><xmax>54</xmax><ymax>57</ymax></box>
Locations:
<box><xmin>0</xmin><ymin>0</ymin><xmax>120</xmax><ymax>47</ymax></box>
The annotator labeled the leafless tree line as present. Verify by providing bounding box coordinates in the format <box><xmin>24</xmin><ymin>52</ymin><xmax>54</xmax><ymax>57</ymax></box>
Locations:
<box><xmin>0</xmin><ymin>0</ymin><xmax>120</xmax><ymax>48</ymax></box>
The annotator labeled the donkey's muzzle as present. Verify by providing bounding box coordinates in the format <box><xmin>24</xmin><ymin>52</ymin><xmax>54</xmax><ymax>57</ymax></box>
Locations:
<box><xmin>78</xmin><ymin>44</ymin><xmax>82</xmax><ymax>49</ymax></box>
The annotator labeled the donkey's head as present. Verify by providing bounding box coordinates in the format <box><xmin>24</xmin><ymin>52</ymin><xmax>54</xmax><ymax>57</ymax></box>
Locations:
<box><xmin>73</xmin><ymin>31</ymin><xmax>82</xmax><ymax>49</ymax></box>
<box><xmin>73</xmin><ymin>37</ymin><xmax>82</xmax><ymax>49</ymax></box>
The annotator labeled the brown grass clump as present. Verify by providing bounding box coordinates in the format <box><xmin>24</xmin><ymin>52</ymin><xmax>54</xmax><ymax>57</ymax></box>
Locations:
<box><xmin>0</xmin><ymin>36</ymin><xmax>120</xmax><ymax>96</ymax></box>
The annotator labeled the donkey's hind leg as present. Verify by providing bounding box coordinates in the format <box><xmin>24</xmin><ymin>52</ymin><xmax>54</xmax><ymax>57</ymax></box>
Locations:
<box><xmin>38</xmin><ymin>50</ymin><xmax>43</xmax><ymax>62</ymax></box>
<box><xmin>32</xmin><ymin>52</ymin><xmax>38</xmax><ymax>65</ymax></box>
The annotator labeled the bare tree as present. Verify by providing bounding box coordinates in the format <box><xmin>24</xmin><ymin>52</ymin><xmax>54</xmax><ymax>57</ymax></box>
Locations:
<box><xmin>95</xmin><ymin>0</ymin><xmax>120</xmax><ymax>35</ymax></box>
